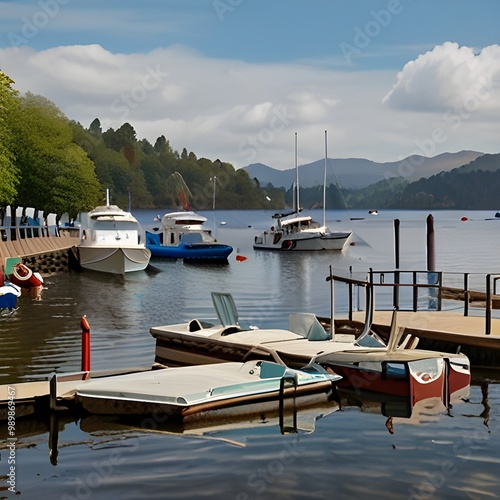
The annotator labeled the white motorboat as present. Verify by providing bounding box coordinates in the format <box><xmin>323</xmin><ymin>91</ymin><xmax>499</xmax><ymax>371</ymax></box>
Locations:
<box><xmin>77</xmin><ymin>199</ymin><xmax>151</xmax><ymax>275</ymax></box>
<box><xmin>65</xmin><ymin>361</ymin><xmax>341</xmax><ymax>419</ymax></box>
<box><xmin>254</xmin><ymin>132</ymin><xmax>352</xmax><ymax>251</ymax></box>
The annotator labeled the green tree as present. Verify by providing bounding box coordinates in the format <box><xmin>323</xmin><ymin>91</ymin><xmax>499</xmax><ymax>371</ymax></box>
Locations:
<box><xmin>0</xmin><ymin>71</ymin><xmax>19</xmax><ymax>205</ymax></box>
<box><xmin>10</xmin><ymin>93</ymin><xmax>102</xmax><ymax>217</ymax></box>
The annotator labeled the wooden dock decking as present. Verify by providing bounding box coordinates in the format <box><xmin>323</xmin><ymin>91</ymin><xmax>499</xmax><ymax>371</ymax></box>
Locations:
<box><xmin>346</xmin><ymin>310</ymin><xmax>500</xmax><ymax>368</ymax></box>
<box><xmin>0</xmin><ymin>232</ymin><xmax>79</xmax><ymax>267</ymax></box>
<box><xmin>327</xmin><ymin>269</ymin><xmax>500</xmax><ymax>367</ymax></box>
<box><xmin>351</xmin><ymin>310</ymin><xmax>500</xmax><ymax>347</ymax></box>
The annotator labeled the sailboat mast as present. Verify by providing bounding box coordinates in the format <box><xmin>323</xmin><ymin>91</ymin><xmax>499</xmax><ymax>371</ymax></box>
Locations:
<box><xmin>295</xmin><ymin>132</ymin><xmax>299</xmax><ymax>213</ymax></box>
<box><xmin>323</xmin><ymin>130</ymin><xmax>327</xmax><ymax>227</ymax></box>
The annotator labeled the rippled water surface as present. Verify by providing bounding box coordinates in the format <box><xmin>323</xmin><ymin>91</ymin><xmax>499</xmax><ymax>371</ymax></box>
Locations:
<box><xmin>1</xmin><ymin>209</ymin><xmax>500</xmax><ymax>499</ymax></box>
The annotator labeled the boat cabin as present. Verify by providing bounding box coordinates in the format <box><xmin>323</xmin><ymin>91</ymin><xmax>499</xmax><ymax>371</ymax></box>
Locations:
<box><xmin>279</xmin><ymin>216</ymin><xmax>321</xmax><ymax>234</ymax></box>
<box><xmin>80</xmin><ymin>206</ymin><xmax>143</xmax><ymax>246</ymax></box>
<box><xmin>158</xmin><ymin>211</ymin><xmax>216</xmax><ymax>247</ymax></box>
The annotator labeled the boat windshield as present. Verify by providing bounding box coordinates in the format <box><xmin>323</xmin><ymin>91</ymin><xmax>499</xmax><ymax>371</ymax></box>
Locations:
<box><xmin>180</xmin><ymin>231</ymin><xmax>215</xmax><ymax>244</ymax></box>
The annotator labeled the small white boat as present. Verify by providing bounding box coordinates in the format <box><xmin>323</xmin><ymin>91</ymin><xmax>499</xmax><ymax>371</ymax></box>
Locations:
<box><xmin>151</xmin><ymin>291</ymin><xmax>374</xmax><ymax>369</ymax></box>
<box><xmin>77</xmin><ymin>202</ymin><xmax>151</xmax><ymax>275</ymax></box>
<box><xmin>69</xmin><ymin>361</ymin><xmax>340</xmax><ymax>419</ymax></box>
<box><xmin>0</xmin><ymin>281</ymin><xmax>21</xmax><ymax>313</ymax></box>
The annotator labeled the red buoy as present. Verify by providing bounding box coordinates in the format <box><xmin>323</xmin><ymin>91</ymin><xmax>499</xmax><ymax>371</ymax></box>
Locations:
<box><xmin>236</xmin><ymin>255</ymin><xmax>247</xmax><ymax>262</ymax></box>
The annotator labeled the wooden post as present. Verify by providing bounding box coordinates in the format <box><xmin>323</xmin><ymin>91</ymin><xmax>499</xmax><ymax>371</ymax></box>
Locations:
<box><xmin>393</xmin><ymin>219</ymin><xmax>400</xmax><ymax>309</ymax></box>
<box><xmin>329</xmin><ymin>265</ymin><xmax>335</xmax><ymax>340</ymax></box>
<box><xmin>427</xmin><ymin>214</ymin><xmax>437</xmax><ymax>309</ymax></box>
<box><xmin>486</xmin><ymin>275</ymin><xmax>491</xmax><ymax>335</ymax></box>
<box><xmin>394</xmin><ymin>219</ymin><xmax>400</xmax><ymax>269</ymax></box>
<box><xmin>81</xmin><ymin>315</ymin><xmax>91</xmax><ymax>377</ymax></box>
<box><xmin>426</xmin><ymin>214</ymin><xmax>435</xmax><ymax>272</ymax></box>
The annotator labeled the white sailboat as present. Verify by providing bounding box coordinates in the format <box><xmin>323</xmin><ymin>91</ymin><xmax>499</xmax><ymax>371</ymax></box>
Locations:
<box><xmin>253</xmin><ymin>132</ymin><xmax>352</xmax><ymax>251</ymax></box>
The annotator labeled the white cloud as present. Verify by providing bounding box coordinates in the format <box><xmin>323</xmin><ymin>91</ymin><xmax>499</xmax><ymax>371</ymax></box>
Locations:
<box><xmin>383</xmin><ymin>42</ymin><xmax>500</xmax><ymax>113</ymax></box>
<box><xmin>1</xmin><ymin>42</ymin><xmax>499</xmax><ymax>169</ymax></box>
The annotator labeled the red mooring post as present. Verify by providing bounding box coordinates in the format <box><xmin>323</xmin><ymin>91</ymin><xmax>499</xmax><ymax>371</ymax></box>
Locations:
<box><xmin>81</xmin><ymin>315</ymin><xmax>91</xmax><ymax>377</ymax></box>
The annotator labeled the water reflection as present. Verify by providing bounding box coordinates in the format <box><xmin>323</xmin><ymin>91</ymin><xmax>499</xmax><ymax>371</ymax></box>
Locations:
<box><xmin>3</xmin><ymin>210</ymin><xmax>500</xmax><ymax>498</ymax></box>
<box><xmin>4</xmin><ymin>380</ymin><xmax>489</xmax><ymax>465</ymax></box>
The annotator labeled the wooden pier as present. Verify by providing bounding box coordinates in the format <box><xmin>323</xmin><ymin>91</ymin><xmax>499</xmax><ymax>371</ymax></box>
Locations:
<box><xmin>0</xmin><ymin>227</ymin><xmax>79</xmax><ymax>274</ymax></box>
<box><xmin>328</xmin><ymin>268</ymin><xmax>500</xmax><ymax>368</ymax></box>
<box><xmin>0</xmin><ymin>231</ymin><xmax>79</xmax><ymax>263</ymax></box>
<box><xmin>1</xmin><ymin>206</ymin><xmax>81</xmax><ymax>273</ymax></box>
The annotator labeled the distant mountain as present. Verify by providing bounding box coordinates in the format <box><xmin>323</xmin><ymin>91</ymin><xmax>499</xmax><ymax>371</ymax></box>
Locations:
<box><xmin>455</xmin><ymin>153</ymin><xmax>500</xmax><ymax>174</ymax></box>
<box><xmin>391</xmin><ymin>152</ymin><xmax>500</xmax><ymax>209</ymax></box>
<box><xmin>243</xmin><ymin>151</ymin><xmax>484</xmax><ymax>189</ymax></box>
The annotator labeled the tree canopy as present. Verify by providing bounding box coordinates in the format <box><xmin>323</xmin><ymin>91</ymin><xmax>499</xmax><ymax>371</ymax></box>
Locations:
<box><xmin>0</xmin><ymin>72</ymin><xmax>20</xmax><ymax>206</ymax></box>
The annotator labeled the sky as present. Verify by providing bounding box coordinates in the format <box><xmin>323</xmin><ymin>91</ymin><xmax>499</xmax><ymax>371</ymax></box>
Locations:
<box><xmin>1</xmin><ymin>0</ymin><xmax>500</xmax><ymax>170</ymax></box>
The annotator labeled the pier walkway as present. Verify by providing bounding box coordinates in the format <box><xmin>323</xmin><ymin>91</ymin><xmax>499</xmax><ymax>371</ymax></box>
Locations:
<box><xmin>329</xmin><ymin>268</ymin><xmax>500</xmax><ymax>367</ymax></box>
<box><xmin>0</xmin><ymin>231</ymin><xmax>79</xmax><ymax>264</ymax></box>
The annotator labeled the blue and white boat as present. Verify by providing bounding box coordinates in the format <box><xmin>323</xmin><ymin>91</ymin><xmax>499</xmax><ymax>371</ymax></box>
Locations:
<box><xmin>0</xmin><ymin>280</ymin><xmax>21</xmax><ymax>313</ymax></box>
<box><xmin>146</xmin><ymin>211</ymin><xmax>233</xmax><ymax>261</ymax></box>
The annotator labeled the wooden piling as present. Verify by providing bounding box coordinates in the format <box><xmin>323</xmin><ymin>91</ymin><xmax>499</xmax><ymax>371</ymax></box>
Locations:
<box><xmin>426</xmin><ymin>214</ymin><xmax>435</xmax><ymax>272</ymax></box>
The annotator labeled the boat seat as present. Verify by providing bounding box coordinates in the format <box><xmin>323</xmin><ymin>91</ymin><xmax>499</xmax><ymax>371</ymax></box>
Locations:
<box><xmin>258</xmin><ymin>361</ymin><xmax>287</xmax><ymax>379</ymax></box>
<box><xmin>211</xmin><ymin>292</ymin><xmax>239</xmax><ymax>328</ymax></box>
<box><xmin>289</xmin><ymin>313</ymin><xmax>331</xmax><ymax>341</ymax></box>
<box><xmin>188</xmin><ymin>319</ymin><xmax>214</xmax><ymax>332</ymax></box>
<box><xmin>220</xmin><ymin>325</ymin><xmax>242</xmax><ymax>336</ymax></box>
<box><xmin>188</xmin><ymin>319</ymin><xmax>203</xmax><ymax>332</ymax></box>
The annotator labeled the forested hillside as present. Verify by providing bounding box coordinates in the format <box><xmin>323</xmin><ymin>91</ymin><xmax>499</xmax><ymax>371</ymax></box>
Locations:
<box><xmin>285</xmin><ymin>154</ymin><xmax>500</xmax><ymax>210</ymax></box>
<box><xmin>72</xmin><ymin>119</ymin><xmax>285</xmax><ymax>212</ymax></box>
<box><xmin>0</xmin><ymin>70</ymin><xmax>285</xmax><ymax>218</ymax></box>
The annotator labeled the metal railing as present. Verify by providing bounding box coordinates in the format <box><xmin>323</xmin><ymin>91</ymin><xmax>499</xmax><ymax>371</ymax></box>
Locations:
<box><xmin>0</xmin><ymin>223</ymin><xmax>65</xmax><ymax>242</ymax></box>
<box><xmin>328</xmin><ymin>268</ymin><xmax>500</xmax><ymax>337</ymax></box>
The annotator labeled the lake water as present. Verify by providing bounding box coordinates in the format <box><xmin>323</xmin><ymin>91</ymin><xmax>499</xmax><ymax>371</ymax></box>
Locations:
<box><xmin>1</xmin><ymin>209</ymin><xmax>500</xmax><ymax>499</ymax></box>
